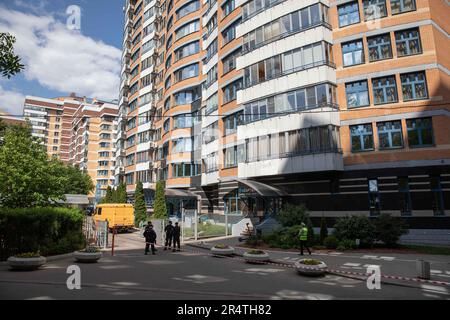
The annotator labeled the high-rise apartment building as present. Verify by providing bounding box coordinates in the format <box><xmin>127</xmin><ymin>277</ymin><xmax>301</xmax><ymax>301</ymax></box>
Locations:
<box><xmin>119</xmin><ymin>0</ymin><xmax>449</xmax><ymax>232</ymax></box>
<box><xmin>23</xmin><ymin>94</ymin><xmax>118</xmax><ymax>201</ymax></box>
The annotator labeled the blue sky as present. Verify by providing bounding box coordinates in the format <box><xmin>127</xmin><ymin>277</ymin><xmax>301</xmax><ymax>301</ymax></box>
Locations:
<box><xmin>0</xmin><ymin>0</ymin><xmax>125</xmax><ymax>115</ymax></box>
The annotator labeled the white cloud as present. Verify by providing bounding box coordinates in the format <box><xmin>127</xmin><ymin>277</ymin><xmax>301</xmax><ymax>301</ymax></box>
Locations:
<box><xmin>0</xmin><ymin>6</ymin><xmax>121</xmax><ymax>103</ymax></box>
<box><xmin>0</xmin><ymin>85</ymin><xmax>26</xmax><ymax>115</ymax></box>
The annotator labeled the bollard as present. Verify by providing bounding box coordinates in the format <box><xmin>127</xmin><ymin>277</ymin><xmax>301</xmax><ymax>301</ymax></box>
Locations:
<box><xmin>417</xmin><ymin>260</ymin><xmax>431</xmax><ymax>280</ymax></box>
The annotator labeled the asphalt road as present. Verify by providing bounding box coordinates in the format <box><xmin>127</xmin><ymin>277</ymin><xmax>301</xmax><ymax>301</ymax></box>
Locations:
<box><xmin>1</xmin><ymin>244</ymin><xmax>449</xmax><ymax>300</ymax></box>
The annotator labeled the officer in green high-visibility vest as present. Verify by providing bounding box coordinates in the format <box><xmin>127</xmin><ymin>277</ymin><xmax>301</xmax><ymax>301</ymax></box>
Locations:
<box><xmin>299</xmin><ymin>223</ymin><xmax>311</xmax><ymax>256</ymax></box>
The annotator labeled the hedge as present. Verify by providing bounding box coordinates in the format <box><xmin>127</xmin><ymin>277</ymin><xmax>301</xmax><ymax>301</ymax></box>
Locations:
<box><xmin>0</xmin><ymin>207</ymin><xmax>85</xmax><ymax>261</ymax></box>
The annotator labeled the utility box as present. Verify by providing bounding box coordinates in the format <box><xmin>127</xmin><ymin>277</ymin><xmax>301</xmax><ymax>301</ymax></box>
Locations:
<box><xmin>416</xmin><ymin>260</ymin><xmax>431</xmax><ymax>280</ymax></box>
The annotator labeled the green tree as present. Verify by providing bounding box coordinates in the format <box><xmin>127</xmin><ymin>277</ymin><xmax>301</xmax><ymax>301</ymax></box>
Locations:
<box><xmin>0</xmin><ymin>125</ymin><xmax>66</xmax><ymax>207</ymax></box>
<box><xmin>116</xmin><ymin>183</ymin><xmax>128</xmax><ymax>203</ymax></box>
<box><xmin>60</xmin><ymin>164</ymin><xmax>94</xmax><ymax>195</ymax></box>
<box><xmin>373</xmin><ymin>213</ymin><xmax>408</xmax><ymax>247</ymax></box>
<box><xmin>275</xmin><ymin>203</ymin><xmax>314</xmax><ymax>245</ymax></box>
<box><xmin>102</xmin><ymin>186</ymin><xmax>113</xmax><ymax>204</ymax></box>
<box><xmin>134</xmin><ymin>181</ymin><xmax>147</xmax><ymax>226</ymax></box>
<box><xmin>153</xmin><ymin>180</ymin><xmax>167</xmax><ymax>219</ymax></box>
<box><xmin>319</xmin><ymin>216</ymin><xmax>328</xmax><ymax>245</ymax></box>
<box><xmin>0</xmin><ymin>33</ymin><xmax>25</xmax><ymax>79</ymax></box>
<box><xmin>334</xmin><ymin>215</ymin><xmax>376</xmax><ymax>248</ymax></box>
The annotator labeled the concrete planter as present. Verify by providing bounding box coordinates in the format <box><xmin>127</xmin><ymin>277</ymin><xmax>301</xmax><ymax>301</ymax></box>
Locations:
<box><xmin>243</xmin><ymin>251</ymin><xmax>270</xmax><ymax>264</ymax></box>
<box><xmin>295</xmin><ymin>259</ymin><xmax>327</xmax><ymax>277</ymax></box>
<box><xmin>73</xmin><ymin>251</ymin><xmax>102</xmax><ymax>263</ymax></box>
<box><xmin>211</xmin><ymin>246</ymin><xmax>235</xmax><ymax>256</ymax></box>
<box><xmin>7</xmin><ymin>256</ymin><xmax>46</xmax><ymax>271</ymax></box>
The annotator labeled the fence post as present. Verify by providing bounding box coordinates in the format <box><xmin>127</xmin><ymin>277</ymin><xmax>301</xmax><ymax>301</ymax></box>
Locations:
<box><xmin>194</xmin><ymin>208</ymin><xmax>198</xmax><ymax>241</ymax></box>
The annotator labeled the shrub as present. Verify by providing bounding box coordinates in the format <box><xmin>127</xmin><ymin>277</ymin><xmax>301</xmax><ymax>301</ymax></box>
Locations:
<box><xmin>0</xmin><ymin>207</ymin><xmax>85</xmax><ymax>261</ymax></box>
<box><xmin>373</xmin><ymin>213</ymin><xmax>408</xmax><ymax>247</ymax></box>
<box><xmin>299</xmin><ymin>259</ymin><xmax>322</xmax><ymax>266</ymax></box>
<box><xmin>247</xmin><ymin>250</ymin><xmax>266</xmax><ymax>255</ymax></box>
<box><xmin>337</xmin><ymin>239</ymin><xmax>357</xmax><ymax>251</ymax></box>
<box><xmin>276</xmin><ymin>203</ymin><xmax>310</xmax><ymax>227</ymax></box>
<box><xmin>323</xmin><ymin>235</ymin><xmax>338</xmax><ymax>249</ymax></box>
<box><xmin>334</xmin><ymin>215</ymin><xmax>376</xmax><ymax>248</ymax></box>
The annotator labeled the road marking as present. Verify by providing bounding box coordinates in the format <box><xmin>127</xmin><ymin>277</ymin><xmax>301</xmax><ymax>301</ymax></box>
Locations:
<box><xmin>343</xmin><ymin>263</ymin><xmax>361</xmax><ymax>267</ymax></box>
<box><xmin>379</xmin><ymin>256</ymin><xmax>395</xmax><ymax>261</ymax></box>
<box><xmin>362</xmin><ymin>255</ymin><xmax>378</xmax><ymax>260</ymax></box>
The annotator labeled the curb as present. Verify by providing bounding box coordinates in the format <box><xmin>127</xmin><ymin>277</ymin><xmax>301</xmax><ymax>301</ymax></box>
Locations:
<box><xmin>0</xmin><ymin>252</ymin><xmax>75</xmax><ymax>266</ymax></box>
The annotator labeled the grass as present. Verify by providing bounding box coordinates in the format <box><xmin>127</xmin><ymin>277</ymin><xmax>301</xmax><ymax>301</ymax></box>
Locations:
<box><xmin>401</xmin><ymin>244</ymin><xmax>450</xmax><ymax>256</ymax></box>
<box><xmin>183</xmin><ymin>224</ymin><xmax>226</xmax><ymax>238</ymax></box>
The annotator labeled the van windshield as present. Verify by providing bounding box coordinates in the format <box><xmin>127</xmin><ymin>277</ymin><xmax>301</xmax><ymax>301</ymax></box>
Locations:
<box><xmin>96</xmin><ymin>208</ymin><xmax>102</xmax><ymax>215</ymax></box>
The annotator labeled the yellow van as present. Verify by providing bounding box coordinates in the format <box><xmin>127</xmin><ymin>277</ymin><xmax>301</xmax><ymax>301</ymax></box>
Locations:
<box><xmin>94</xmin><ymin>204</ymin><xmax>134</xmax><ymax>232</ymax></box>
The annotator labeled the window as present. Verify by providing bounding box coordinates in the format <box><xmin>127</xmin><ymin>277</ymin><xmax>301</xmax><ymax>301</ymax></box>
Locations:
<box><xmin>205</xmin><ymin>39</ymin><xmax>218</xmax><ymax>62</ymax></box>
<box><xmin>174</xmin><ymin>87</ymin><xmax>201</xmax><ymax>105</ymax></box>
<box><xmin>224</xmin><ymin>190</ymin><xmax>241</xmax><ymax>215</ymax></box>
<box><xmin>126</xmin><ymin>154</ymin><xmax>135</xmax><ymax>166</ymax></box>
<box><xmin>205</xmin><ymin>93</ymin><xmax>218</xmax><ymax>115</ymax></box>
<box><xmin>223</xmin><ymin>79</ymin><xmax>242</xmax><ymax>104</ymax></box>
<box><xmin>350</xmin><ymin>124</ymin><xmax>374</xmax><ymax>152</ymax></box>
<box><xmin>126</xmin><ymin>173</ymin><xmax>134</xmax><ymax>185</ymax></box>
<box><xmin>406</xmin><ymin>117</ymin><xmax>434</xmax><ymax>147</ymax></box>
<box><xmin>368</xmin><ymin>179</ymin><xmax>381</xmax><ymax>216</ymax></box>
<box><xmin>203</xmin><ymin>152</ymin><xmax>218</xmax><ymax>172</ymax></box>
<box><xmin>377</xmin><ymin>120</ymin><xmax>403</xmax><ymax>149</ymax></box>
<box><xmin>175</xmin><ymin>20</ymin><xmax>200</xmax><ymax>40</ymax></box>
<box><xmin>363</xmin><ymin>0</ymin><xmax>387</xmax><ymax>20</ymax></box>
<box><xmin>203</xmin><ymin>122</ymin><xmax>219</xmax><ymax>145</ymax></box>
<box><xmin>163</xmin><ymin>119</ymin><xmax>170</xmax><ymax>133</ymax></box>
<box><xmin>165</xmin><ymin>76</ymin><xmax>171</xmax><ymax>89</ymax></box>
<box><xmin>224</xmin><ymin>112</ymin><xmax>242</xmax><ymax>136</ymax></box>
<box><xmin>430</xmin><ymin>176</ymin><xmax>445</xmax><ymax>216</ymax></box>
<box><xmin>338</xmin><ymin>1</ymin><xmax>360</xmax><ymax>27</ymax></box>
<box><xmin>346</xmin><ymin>81</ymin><xmax>369</xmax><ymax>108</ymax></box>
<box><xmin>222</xmin><ymin>19</ymin><xmax>240</xmax><ymax>45</ymax></box>
<box><xmin>372</xmin><ymin>76</ymin><xmax>398</xmax><ymax>104</ymax></box>
<box><xmin>398</xmin><ymin>177</ymin><xmax>412</xmax><ymax>216</ymax></box>
<box><xmin>224</xmin><ymin>146</ymin><xmax>238</xmax><ymax>168</ymax></box>
<box><xmin>172</xmin><ymin>163</ymin><xmax>201</xmax><ymax>178</ymax></box>
<box><xmin>205</xmin><ymin>64</ymin><xmax>218</xmax><ymax>88</ymax></box>
<box><xmin>395</xmin><ymin>28</ymin><xmax>422</xmax><ymax>57</ymax></box>
<box><xmin>222</xmin><ymin>0</ymin><xmax>235</xmax><ymax>18</ymax></box>
<box><xmin>222</xmin><ymin>49</ymin><xmax>240</xmax><ymax>74</ymax></box>
<box><xmin>176</xmin><ymin>0</ymin><xmax>200</xmax><ymax>19</ymax></box>
<box><xmin>174</xmin><ymin>111</ymin><xmax>200</xmax><ymax>129</ymax></box>
<box><xmin>390</xmin><ymin>0</ymin><xmax>416</xmax><ymax>14</ymax></box>
<box><xmin>174</xmin><ymin>63</ymin><xmax>199</xmax><ymax>82</ymax></box>
<box><xmin>401</xmin><ymin>72</ymin><xmax>428</xmax><ymax>101</ymax></box>
<box><xmin>174</xmin><ymin>41</ymin><xmax>199</xmax><ymax>61</ymax></box>
<box><xmin>52</xmin><ymin>146</ymin><xmax>58</xmax><ymax>151</ymax></box>
<box><xmin>342</xmin><ymin>40</ymin><xmax>364</xmax><ymax>66</ymax></box>
<box><xmin>368</xmin><ymin>34</ymin><xmax>392</xmax><ymax>61</ymax></box>
<box><xmin>172</xmin><ymin>137</ymin><xmax>193</xmax><ymax>153</ymax></box>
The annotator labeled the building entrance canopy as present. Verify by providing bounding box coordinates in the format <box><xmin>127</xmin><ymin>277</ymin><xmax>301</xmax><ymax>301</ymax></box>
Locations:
<box><xmin>235</xmin><ymin>179</ymin><xmax>288</xmax><ymax>198</ymax></box>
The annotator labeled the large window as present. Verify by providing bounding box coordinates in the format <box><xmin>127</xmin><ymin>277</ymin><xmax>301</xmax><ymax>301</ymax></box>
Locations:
<box><xmin>224</xmin><ymin>146</ymin><xmax>238</xmax><ymax>168</ymax></box>
<box><xmin>245</xmin><ymin>41</ymin><xmax>332</xmax><ymax>87</ymax></box>
<box><xmin>390</xmin><ymin>0</ymin><xmax>416</xmax><ymax>15</ymax></box>
<box><xmin>163</xmin><ymin>119</ymin><xmax>170</xmax><ymax>133</ymax></box>
<box><xmin>368</xmin><ymin>179</ymin><xmax>381</xmax><ymax>216</ymax></box>
<box><xmin>243</xmin><ymin>83</ymin><xmax>336</xmax><ymax>124</ymax></box>
<box><xmin>401</xmin><ymin>71</ymin><xmax>428</xmax><ymax>101</ymax></box>
<box><xmin>173</xmin><ymin>111</ymin><xmax>200</xmax><ymax>129</ymax></box>
<box><xmin>174</xmin><ymin>63</ymin><xmax>199</xmax><ymax>82</ymax></box>
<box><xmin>368</xmin><ymin>34</ymin><xmax>392</xmax><ymax>61</ymax></box>
<box><xmin>175</xmin><ymin>41</ymin><xmax>200</xmax><ymax>61</ymax></box>
<box><xmin>398</xmin><ymin>177</ymin><xmax>412</xmax><ymax>216</ymax></box>
<box><xmin>242</xmin><ymin>3</ymin><xmax>328</xmax><ymax>53</ymax></box>
<box><xmin>377</xmin><ymin>120</ymin><xmax>403</xmax><ymax>149</ymax></box>
<box><xmin>406</xmin><ymin>117</ymin><xmax>434</xmax><ymax>147</ymax></box>
<box><xmin>176</xmin><ymin>0</ymin><xmax>200</xmax><ymax>19</ymax></box>
<box><xmin>223</xmin><ymin>79</ymin><xmax>242</xmax><ymax>104</ymax></box>
<box><xmin>224</xmin><ymin>190</ymin><xmax>241</xmax><ymax>215</ymax></box>
<box><xmin>346</xmin><ymin>81</ymin><xmax>369</xmax><ymax>108</ymax></box>
<box><xmin>372</xmin><ymin>76</ymin><xmax>398</xmax><ymax>104</ymax></box>
<box><xmin>205</xmin><ymin>93</ymin><xmax>218</xmax><ymax>115</ymax></box>
<box><xmin>205</xmin><ymin>64</ymin><xmax>218</xmax><ymax>89</ymax></box>
<box><xmin>395</xmin><ymin>28</ymin><xmax>422</xmax><ymax>57</ymax></box>
<box><xmin>430</xmin><ymin>176</ymin><xmax>445</xmax><ymax>216</ymax></box>
<box><xmin>172</xmin><ymin>137</ymin><xmax>193</xmax><ymax>153</ymax></box>
<box><xmin>342</xmin><ymin>40</ymin><xmax>364</xmax><ymax>67</ymax></box>
<box><xmin>174</xmin><ymin>87</ymin><xmax>201</xmax><ymax>105</ymax></box>
<box><xmin>350</xmin><ymin>124</ymin><xmax>374</xmax><ymax>152</ymax></box>
<box><xmin>203</xmin><ymin>122</ymin><xmax>219</xmax><ymax>145</ymax></box>
<box><xmin>205</xmin><ymin>39</ymin><xmax>218</xmax><ymax>63</ymax></box>
<box><xmin>172</xmin><ymin>163</ymin><xmax>201</xmax><ymax>178</ymax></box>
<box><xmin>338</xmin><ymin>1</ymin><xmax>360</xmax><ymax>27</ymax></box>
<box><xmin>175</xmin><ymin>20</ymin><xmax>200</xmax><ymax>40</ymax></box>
<box><xmin>363</xmin><ymin>0</ymin><xmax>387</xmax><ymax>20</ymax></box>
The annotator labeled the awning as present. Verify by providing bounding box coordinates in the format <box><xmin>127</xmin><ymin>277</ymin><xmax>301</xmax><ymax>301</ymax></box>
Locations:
<box><xmin>56</xmin><ymin>194</ymin><xmax>90</xmax><ymax>205</ymax></box>
<box><xmin>236</xmin><ymin>179</ymin><xmax>288</xmax><ymax>198</ymax></box>
<box><xmin>143</xmin><ymin>188</ymin><xmax>198</xmax><ymax>199</ymax></box>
